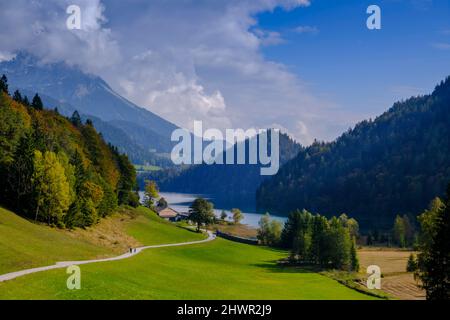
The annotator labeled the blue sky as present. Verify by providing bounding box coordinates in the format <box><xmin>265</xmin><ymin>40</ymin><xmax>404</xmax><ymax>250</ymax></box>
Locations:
<box><xmin>0</xmin><ymin>0</ymin><xmax>449</xmax><ymax>144</ymax></box>
<box><xmin>257</xmin><ymin>0</ymin><xmax>450</xmax><ymax>119</ymax></box>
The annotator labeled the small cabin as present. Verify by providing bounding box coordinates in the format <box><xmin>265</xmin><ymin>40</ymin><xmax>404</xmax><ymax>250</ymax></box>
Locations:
<box><xmin>156</xmin><ymin>207</ymin><xmax>179</xmax><ymax>221</ymax></box>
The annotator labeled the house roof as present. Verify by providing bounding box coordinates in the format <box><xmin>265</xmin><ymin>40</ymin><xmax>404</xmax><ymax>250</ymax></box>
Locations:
<box><xmin>157</xmin><ymin>207</ymin><xmax>179</xmax><ymax>218</ymax></box>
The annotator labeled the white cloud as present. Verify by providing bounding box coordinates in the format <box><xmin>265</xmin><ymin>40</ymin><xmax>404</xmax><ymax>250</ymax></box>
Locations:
<box><xmin>293</xmin><ymin>25</ymin><xmax>319</xmax><ymax>35</ymax></box>
<box><xmin>0</xmin><ymin>0</ymin><xmax>120</xmax><ymax>73</ymax></box>
<box><xmin>432</xmin><ymin>42</ymin><xmax>450</xmax><ymax>50</ymax></box>
<box><xmin>0</xmin><ymin>0</ymin><xmax>352</xmax><ymax>145</ymax></box>
<box><xmin>0</xmin><ymin>51</ymin><xmax>16</xmax><ymax>62</ymax></box>
<box><xmin>252</xmin><ymin>29</ymin><xmax>286</xmax><ymax>46</ymax></box>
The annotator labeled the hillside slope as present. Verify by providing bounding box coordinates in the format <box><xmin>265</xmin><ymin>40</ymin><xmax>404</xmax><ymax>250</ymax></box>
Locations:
<box><xmin>0</xmin><ymin>88</ymin><xmax>139</xmax><ymax>228</ymax></box>
<box><xmin>0</xmin><ymin>206</ymin><xmax>204</xmax><ymax>275</ymax></box>
<box><xmin>0</xmin><ymin>207</ymin><xmax>113</xmax><ymax>275</ymax></box>
<box><xmin>257</xmin><ymin>77</ymin><xmax>450</xmax><ymax>230</ymax></box>
<box><xmin>13</xmin><ymin>89</ymin><xmax>168</xmax><ymax>165</ymax></box>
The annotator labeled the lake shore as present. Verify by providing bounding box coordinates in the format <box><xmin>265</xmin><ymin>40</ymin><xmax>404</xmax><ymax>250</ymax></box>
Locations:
<box><xmin>144</xmin><ymin>191</ymin><xmax>288</xmax><ymax>228</ymax></box>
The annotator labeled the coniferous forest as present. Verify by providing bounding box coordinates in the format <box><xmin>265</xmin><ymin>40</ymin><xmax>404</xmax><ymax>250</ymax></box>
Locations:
<box><xmin>0</xmin><ymin>75</ymin><xmax>138</xmax><ymax>229</ymax></box>
<box><xmin>257</xmin><ymin>77</ymin><xmax>450</xmax><ymax>230</ymax></box>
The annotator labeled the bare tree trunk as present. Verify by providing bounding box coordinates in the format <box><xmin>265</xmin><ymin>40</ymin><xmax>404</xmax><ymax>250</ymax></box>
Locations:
<box><xmin>35</xmin><ymin>190</ymin><xmax>41</xmax><ymax>221</ymax></box>
<box><xmin>35</xmin><ymin>204</ymin><xmax>40</xmax><ymax>221</ymax></box>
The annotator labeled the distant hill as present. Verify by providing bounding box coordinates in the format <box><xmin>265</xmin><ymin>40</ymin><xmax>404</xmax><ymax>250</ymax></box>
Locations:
<box><xmin>83</xmin><ymin>116</ymin><xmax>172</xmax><ymax>167</ymax></box>
<box><xmin>257</xmin><ymin>77</ymin><xmax>450</xmax><ymax>230</ymax></box>
<box><xmin>0</xmin><ymin>52</ymin><xmax>178</xmax><ymax>163</ymax></box>
<box><xmin>159</xmin><ymin>132</ymin><xmax>302</xmax><ymax>205</ymax></box>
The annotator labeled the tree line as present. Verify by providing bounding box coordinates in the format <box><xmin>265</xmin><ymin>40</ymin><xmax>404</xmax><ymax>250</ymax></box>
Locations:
<box><xmin>259</xmin><ymin>211</ymin><xmax>359</xmax><ymax>271</ymax></box>
<box><xmin>256</xmin><ymin>210</ymin><xmax>359</xmax><ymax>271</ymax></box>
<box><xmin>0</xmin><ymin>75</ymin><xmax>138</xmax><ymax>228</ymax></box>
<box><xmin>365</xmin><ymin>214</ymin><xmax>418</xmax><ymax>247</ymax></box>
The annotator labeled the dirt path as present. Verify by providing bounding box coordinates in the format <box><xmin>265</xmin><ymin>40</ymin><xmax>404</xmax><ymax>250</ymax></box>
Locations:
<box><xmin>0</xmin><ymin>231</ymin><xmax>215</xmax><ymax>283</ymax></box>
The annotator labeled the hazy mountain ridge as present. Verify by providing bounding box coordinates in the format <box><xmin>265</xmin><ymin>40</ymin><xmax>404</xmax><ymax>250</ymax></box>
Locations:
<box><xmin>0</xmin><ymin>52</ymin><xmax>178</xmax><ymax>163</ymax></box>
<box><xmin>158</xmin><ymin>132</ymin><xmax>302</xmax><ymax>204</ymax></box>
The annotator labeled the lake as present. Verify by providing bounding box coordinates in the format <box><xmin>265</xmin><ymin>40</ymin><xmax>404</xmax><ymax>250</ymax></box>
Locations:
<box><xmin>140</xmin><ymin>192</ymin><xmax>287</xmax><ymax>228</ymax></box>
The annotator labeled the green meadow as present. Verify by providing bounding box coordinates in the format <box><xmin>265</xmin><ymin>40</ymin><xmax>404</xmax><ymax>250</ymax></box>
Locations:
<box><xmin>0</xmin><ymin>206</ymin><xmax>376</xmax><ymax>300</ymax></box>
<box><xmin>134</xmin><ymin>164</ymin><xmax>162</xmax><ymax>172</ymax></box>
<box><xmin>0</xmin><ymin>207</ymin><xmax>112</xmax><ymax>275</ymax></box>
<box><xmin>124</xmin><ymin>207</ymin><xmax>205</xmax><ymax>245</ymax></box>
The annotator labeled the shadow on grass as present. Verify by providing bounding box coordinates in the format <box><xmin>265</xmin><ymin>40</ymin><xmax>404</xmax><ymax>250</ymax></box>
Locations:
<box><xmin>251</xmin><ymin>260</ymin><xmax>323</xmax><ymax>274</ymax></box>
<box><xmin>176</xmin><ymin>225</ymin><xmax>202</xmax><ymax>235</ymax></box>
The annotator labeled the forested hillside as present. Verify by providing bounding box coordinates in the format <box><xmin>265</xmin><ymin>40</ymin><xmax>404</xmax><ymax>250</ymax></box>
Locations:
<box><xmin>14</xmin><ymin>89</ymin><xmax>172</xmax><ymax>166</ymax></box>
<box><xmin>0</xmin><ymin>75</ymin><xmax>138</xmax><ymax>228</ymax></box>
<box><xmin>257</xmin><ymin>77</ymin><xmax>450</xmax><ymax>230</ymax></box>
<box><xmin>159</xmin><ymin>132</ymin><xmax>302</xmax><ymax>203</ymax></box>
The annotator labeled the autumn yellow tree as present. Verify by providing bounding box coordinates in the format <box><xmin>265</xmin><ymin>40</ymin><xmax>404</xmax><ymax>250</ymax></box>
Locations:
<box><xmin>32</xmin><ymin>151</ymin><xmax>71</xmax><ymax>226</ymax></box>
<box><xmin>144</xmin><ymin>180</ymin><xmax>159</xmax><ymax>209</ymax></box>
<box><xmin>232</xmin><ymin>208</ymin><xmax>243</xmax><ymax>225</ymax></box>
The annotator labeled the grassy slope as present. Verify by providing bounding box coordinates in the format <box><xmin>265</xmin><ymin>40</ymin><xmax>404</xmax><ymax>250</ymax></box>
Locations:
<box><xmin>125</xmin><ymin>207</ymin><xmax>204</xmax><ymax>245</ymax></box>
<box><xmin>0</xmin><ymin>207</ymin><xmax>113</xmax><ymax>274</ymax></box>
<box><xmin>0</xmin><ymin>207</ymin><xmax>374</xmax><ymax>300</ymax></box>
<box><xmin>0</xmin><ymin>206</ymin><xmax>203</xmax><ymax>275</ymax></box>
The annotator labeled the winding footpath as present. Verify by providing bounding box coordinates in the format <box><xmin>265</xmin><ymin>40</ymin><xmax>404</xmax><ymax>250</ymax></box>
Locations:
<box><xmin>0</xmin><ymin>231</ymin><xmax>216</xmax><ymax>283</ymax></box>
